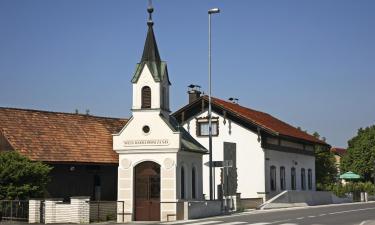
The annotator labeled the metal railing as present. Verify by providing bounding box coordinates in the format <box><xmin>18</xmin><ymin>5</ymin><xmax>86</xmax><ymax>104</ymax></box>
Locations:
<box><xmin>88</xmin><ymin>200</ymin><xmax>124</xmax><ymax>223</ymax></box>
<box><xmin>0</xmin><ymin>200</ymin><xmax>28</xmax><ymax>222</ymax></box>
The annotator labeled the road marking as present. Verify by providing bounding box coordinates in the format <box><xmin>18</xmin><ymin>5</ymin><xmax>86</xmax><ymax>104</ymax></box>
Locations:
<box><xmin>319</xmin><ymin>213</ymin><xmax>326</xmax><ymax>216</ymax></box>
<box><xmin>308</xmin><ymin>215</ymin><xmax>316</xmax><ymax>218</ymax></box>
<box><xmin>277</xmin><ymin>223</ymin><xmax>298</xmax><ymax>225</ymax></box>
<box><xmin>296</xmin><ymin>217</ymin><xmax>304</xmax><ymax>220</ymax></box>
<box><xmin>164</xmin><ymin>221</ymin><xmax>223</xmax><ymax>225</ymax></box>
<box><xmin>221</xmin><ymin>222</ymin><xmax>247</xmax><ymax>225</ymax></box>
<box><xmin>186</xmin><ymin>221</ymin><xmax>223</xmax><ymax>225</ymax></box>
<box><xmin>245</xmin><ymin>223</ymin><xmax>270</xmax><ymax>225</ymax></box>
<box><xmin>327</xmin><ymin>207</ymin><xmax>375</xmax><ymax>215</ymax></box>
<box><xmin>359</xmin><ymin>221</ymin><xmax>367</xmax><ymax>225</ymax></box>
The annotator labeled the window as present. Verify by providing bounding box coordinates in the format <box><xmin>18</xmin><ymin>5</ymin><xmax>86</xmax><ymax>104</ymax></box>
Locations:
<box><xmin>308</xmin><ymin>169</ymin><xmax>313</xmax><ymax>190</ymax></box>
<box><xmin>196</xmin><ymin>118</ymin><xmax>219</xmax><ymax>136</ymax></box>
<box><xmin>192</xmin><ymin>167</ymin><xmax>196</xmax><ymax>199</ymax></box>
<box><xmin>270</xmin><ymin>166</ymin><xmax>276</xmax><ymax>191</ymax></box>
<box><xmin>291</xmin><ymin>167</ymin><xmax>296</xmax><ymax>190</ymax></box>
<box><xmin>141</xmin><ymin>86</ymin><xmax>151</xmax><ymax>108</ymax></box>
<box><xmin>280</xmin><ymin>166</ymin><xmax>286</xmax><ymax>190</ymax></box>
<box><xmin>181</xmin><ymin>167</ymin><xmax>185</xmax><ymax>199</ymax></box>
<box><xmin>301</xmin><ymin>168</ymin><xmax>306</xmax><ymax>190</ymax></box>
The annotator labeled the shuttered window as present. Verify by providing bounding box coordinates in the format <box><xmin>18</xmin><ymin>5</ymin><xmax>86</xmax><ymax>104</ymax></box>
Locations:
<box><xmin>141</xmin><ymin>86</ymin><xmax>151</xmax><ymax>108</ymax></box>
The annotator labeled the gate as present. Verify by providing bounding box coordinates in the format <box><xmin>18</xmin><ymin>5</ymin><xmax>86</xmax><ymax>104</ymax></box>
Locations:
<box><xmin>0</xmin><ymin>200</ymin><xmax>28</xmax><ymax>222</ymax></box>
<box><xmin>39</xmin><ymin>201</ymin><xmax>45</xmax><ymax>223</ymax></box>
<box><xmin>134</xmin><ymin>161</ymin><xmax>161</xmax><ymax>221</ymax></box>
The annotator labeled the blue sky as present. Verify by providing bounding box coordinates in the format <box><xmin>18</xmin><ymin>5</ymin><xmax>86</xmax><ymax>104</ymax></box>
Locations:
<box><xmin>0</xmin><ymin>0</ymin><xmax>374</xmax><ymax>147</ymax></box>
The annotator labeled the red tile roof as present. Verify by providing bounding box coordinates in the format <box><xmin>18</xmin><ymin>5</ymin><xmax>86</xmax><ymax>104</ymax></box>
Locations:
<box><xmin>173</xmin><ymin>96</ymin><xmax>326</xmax><ymax>145</ymax></box>
<box><xmin>0</xmin><ymin>107</ymin><xmax>127</xmax><ymax>164</ymax></box>
<box><xmin>208</xmin><ymin>96</ymin><xmax>326</xmax><ymax>145</ymax></box>
<box><xmin>331</xmin><ymin>147</ymin><xmax>346</xmax><ymax>156</ymax></box>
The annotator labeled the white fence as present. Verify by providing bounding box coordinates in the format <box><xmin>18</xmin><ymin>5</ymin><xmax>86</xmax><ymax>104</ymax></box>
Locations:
<box><xmin>28</xmin><ymin>197</ymin><xmax>123</xmax><ymax>224</ymax></box>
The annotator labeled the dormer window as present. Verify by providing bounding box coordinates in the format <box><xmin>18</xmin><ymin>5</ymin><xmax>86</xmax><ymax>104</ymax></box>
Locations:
<box><xmin>141</xmin><ymin>86</ymin><xmax>151</xmax><ymax>108</ymax></box>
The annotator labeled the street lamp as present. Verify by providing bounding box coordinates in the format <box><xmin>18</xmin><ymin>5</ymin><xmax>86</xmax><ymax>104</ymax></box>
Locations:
<box><xmin>208</xmin><ymin>7</ymin><xmax>220</xmax><ymax>201</ymax></box>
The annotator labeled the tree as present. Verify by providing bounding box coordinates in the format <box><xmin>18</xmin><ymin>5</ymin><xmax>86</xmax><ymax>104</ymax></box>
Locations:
<box><xmin>341</xmin><ymin>125</ymin><xmax>375</xmax><ymax>182</ymax></box>
<box><xmin>313</xmin><ymin>132</ymin><xmax>337</xmax><ymax>186</ymax></box>
<box><xmin>0</xmin><ymin>151</ymin><xmax>52</xmax><ymax>199</ymax></box>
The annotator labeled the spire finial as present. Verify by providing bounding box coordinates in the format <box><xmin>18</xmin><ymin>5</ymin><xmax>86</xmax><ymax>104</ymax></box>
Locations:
<box><xmin>147</xmin><ymin>0</ymin><xmax>154</xmax><ymax>26</ymax></box>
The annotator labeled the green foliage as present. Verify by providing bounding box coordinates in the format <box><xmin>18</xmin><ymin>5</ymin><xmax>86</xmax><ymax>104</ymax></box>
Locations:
<box><xmin>318</xmin><ymin>182</ymin><xmax>375</xmax><ymax>197</ymax></box>
<box><xmin>0</xmin><ymin>151</ymin><xmax>52</xmax><ymax>200</ymax></box>
<box><xmin>313</xmin><ymin>132</ymin><xmax>337</xmax><ymax>186</ymax></box>
<box><xmin>341</xmin><ymin>125</ymin><xmax>375</xmax><ymax>182</ymax></box>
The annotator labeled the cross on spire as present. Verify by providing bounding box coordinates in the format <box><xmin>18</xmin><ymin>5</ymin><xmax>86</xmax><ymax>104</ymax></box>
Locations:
<box><xmin>141</xmin><ymin>0</ymin><xmax>160</xmax><ymax>62</ymax></box>
<box><xmin>147</xmin><ymin>0</ymin><xmax>154</xmax><ymax>26</ymax></box>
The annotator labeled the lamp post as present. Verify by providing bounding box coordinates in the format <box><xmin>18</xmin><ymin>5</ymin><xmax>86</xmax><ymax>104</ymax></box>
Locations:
<box><xmin>208</xmin><ymin>7</ymin><xmax>220</xmax><ymax>201</ymax></box>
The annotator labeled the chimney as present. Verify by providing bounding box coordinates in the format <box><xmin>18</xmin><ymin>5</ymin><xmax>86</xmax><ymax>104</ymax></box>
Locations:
<box><xmin>228</xmin><ymin>97</ymin><xmax>239</xmax><ymax>104</ymax></box>
<box><xmin>187</xmin><ymin>84</ymin><xmax>202</xmax><ymax>104</ymax></box>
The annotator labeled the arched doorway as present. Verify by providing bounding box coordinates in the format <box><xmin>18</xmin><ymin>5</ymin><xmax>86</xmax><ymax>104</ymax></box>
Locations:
<box><xmin>134</xmin><ymin>161</ymin><xmax>160</xmax><ymax>221</ymax></box>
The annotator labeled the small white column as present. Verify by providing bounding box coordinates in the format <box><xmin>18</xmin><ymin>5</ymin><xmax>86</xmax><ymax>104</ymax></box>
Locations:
<box><xmin>44</xmin><ymin>199</ymin><xmax>63</xmax><ymax>224</ymax></box>
<box><xmin>28</xmin><ymin>199</ymin><xmax>41</xmax><ymax>223</ymax></box>
<box><xmin>70</xmin><ymin>197</ymin><xmax>90</xmax><ymax>224</ymax></box>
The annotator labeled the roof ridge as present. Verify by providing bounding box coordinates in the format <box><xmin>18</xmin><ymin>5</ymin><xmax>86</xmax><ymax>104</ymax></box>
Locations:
<box><xmin>0</xmin><ymin>106</ymin><xmax>127</xmax><ymax>121</ymax></box>
<box><xmin>203</xmin><ymin>95</ymin><xmax>269</xmax><ymax>116</ymax></box>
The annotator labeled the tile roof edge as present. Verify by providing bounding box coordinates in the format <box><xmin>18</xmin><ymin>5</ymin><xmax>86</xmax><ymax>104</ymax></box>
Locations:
<box><xmin>0</xmin><ymin>106</ymin><xmax>128</xmax><ymax>121</ymax></box>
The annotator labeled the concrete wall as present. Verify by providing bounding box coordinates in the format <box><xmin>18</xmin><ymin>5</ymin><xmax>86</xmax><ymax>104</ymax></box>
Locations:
<box><xmin>182</xmin><ymin>111</ymin><xmax>266</xmax><ymax>199</ymax></box>
<box><xmin>29</xmin><ymin>197</ymin><xmax>90</xmax><ymax>224</ymax></box>
<box><xmin>260</xmin><ymin>191</ymin><xmax>352</xmax><ymax>209</ymax></box>
<box><xmin>239</xmin><ymin>198</ymin><xmax>264</xmax><ymax>209</ymax></box>
<box><xmin>187</xmin><ymin>201</ymin><xmax>222</xmax><ymax>219</ymax></box>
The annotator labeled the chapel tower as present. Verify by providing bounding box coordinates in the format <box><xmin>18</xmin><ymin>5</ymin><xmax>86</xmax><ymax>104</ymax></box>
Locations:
<box><xmin>113</xmin><ymin>4</ymin><xmax>206</xmax><ymax>222</ymax></box>
<box><xmin>131</xmin><ymin>4</ymin><xmax>170</xmax><ymax>116</ymax></box>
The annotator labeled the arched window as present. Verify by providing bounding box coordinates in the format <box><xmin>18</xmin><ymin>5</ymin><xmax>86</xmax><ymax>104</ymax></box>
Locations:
<box><xmin>308</xmin><ymin>169</ymin><xmax>313</xmax><ymax>190</ymax></box>
<box><xmin>192</xmin><ymin>167</ymin><xmax>196</xmax><ymax>199</ymax></box>
<box><xmin>291</xmin><ymin>167</ymin><xmax>296</xmax><ymax>190</ymax></box>
<box><xmin>141</xmin><ymin>86</ymin><xmax>151</xmax><ymax>108</ymax></box>
<box><xmin>280</xmin><ymin>166</ymin><xmax>286</xmax><ymax>190</ymax></box>
<box><xmin>181</xmin><ymin>166</ymin><xmax>185</xmax><ymax>199</ymax></box>
<box><xmin>270</xmin><ymin>166</ymin><xmax>276</xmax><ymax>191</ymax></box>
<box><xmin>301</xmin><ymin>168</ymin><xmax>306</xmax><ymax>190</ymax></box>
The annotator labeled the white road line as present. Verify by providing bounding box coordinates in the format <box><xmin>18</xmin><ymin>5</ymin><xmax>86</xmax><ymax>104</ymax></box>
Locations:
<box><xmin>359</xmin><ymin>221</ymin><xmax>367</xmax><ymax>225</ymax></box>
<box><xmin>308</xmin><ymin>215</ymin><xmax>316</xmax><ymax>218</ymax></box>
<box><xmin>277</xmin><ymin>223</ymin><xmax>298</xmax><ymax>225</ymax></box>
<box><xmin>327</xmin><ymin>207</ymin><xmax>375</xmax><ymax>215</ymax></box>
<box><xmin>245</xmin><ymin>223</ymin><xmax>270</xmax><ymax>225</ymax></box>
<box><xmin>319</xmin><ymin>213</ymin><xmax>327</xmax><ymax>216</ymax></box>
<box><xmin>185</xmin><ymin>221</ymin><xmax>223</xmax><ymax>225</ymax></box>
<box><xmin>163</xmin><ymin>221</ymin><xmax>222</xmax><ymax>225</ymax></box>
<box><xmin>296</xmin><ymin>217</ymin><xmax>304</xmax><ymax>220</ymax></box>
<box><xmin>220</xmin><ymin>222</ymin><xmax>247</xmax><ymax>225</ymax></box>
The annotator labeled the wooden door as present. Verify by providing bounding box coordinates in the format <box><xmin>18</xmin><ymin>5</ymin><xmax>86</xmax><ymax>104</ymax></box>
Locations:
<box><xmin>134</xmin><ymin>161</ymin><xmax>160</xmax><ymax>221</ymax></box>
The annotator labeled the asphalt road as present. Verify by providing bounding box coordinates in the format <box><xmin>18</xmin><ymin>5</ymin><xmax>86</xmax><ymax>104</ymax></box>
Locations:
<box><xmin>159</xmin><ymin>202</ymin><xmax>375</xmax><ymax>225</ymax></box>
<box><xmin>2</xmin><ymin>202</ymin><xmax>375</xmax><ymax>225</ymax></box>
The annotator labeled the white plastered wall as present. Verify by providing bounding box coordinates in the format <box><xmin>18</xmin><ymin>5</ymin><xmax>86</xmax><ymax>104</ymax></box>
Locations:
<box><xmin>176</xmin><ymin>151</ymin><xmax>204</xmax><ymax>201</ymax></box>
<box><xmin>264</xmin><ymin>149</ymin><xmax>316</xmax><ymax>198</ymax></box>
<box><xmin>182</xmin><ymin>111</ymin><xmax>266</xmax><ymax>199</ymax></box>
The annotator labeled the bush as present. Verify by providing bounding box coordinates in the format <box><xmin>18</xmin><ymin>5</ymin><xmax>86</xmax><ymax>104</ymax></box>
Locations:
<box><xmin>318</xmin><ymin>182</ymin><xmax>375</xmax><ymax>197</ymax></box>
<box><xmin>0</xmin><ymin>151</ymin><xmax>52</xmax><ymax>199</ymax></box>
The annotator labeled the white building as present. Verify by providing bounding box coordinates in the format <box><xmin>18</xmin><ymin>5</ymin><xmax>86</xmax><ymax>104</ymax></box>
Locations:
<box><xmin>113</xmin><ymin>7</ymin><xmax>206</xmax><ymax>222</ymax></box>
<box><xmin>173</xmin><ymin>92</ymin><xmax>329</xmax><ymax>202</ymax></box>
